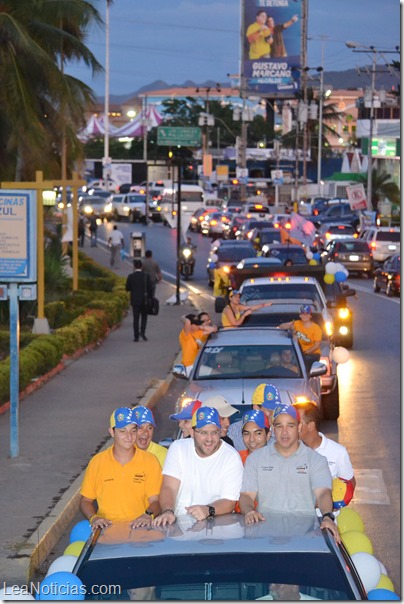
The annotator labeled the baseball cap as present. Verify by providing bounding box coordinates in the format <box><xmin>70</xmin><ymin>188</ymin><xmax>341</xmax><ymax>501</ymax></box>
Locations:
<box><xmin>169</xmin><ymin>399</ymin><xmax>202</xmax><ymax>421</ymax></box>
<box><xmin>300</xmin><ymin>304</ymin><xmax>312</xmax><ymax>315</ymax></box>
<box><xmin>229</xmin><ymin>289</ymin><xmax>241</xmax><ymax>298</ymax></box>
<box><xmin>203</xmin><ymin>395</ymin><xmax>238</xmax><ymax>417</ymax></box>
<box><xmin>273</xmin><ymin>404</ymin><xmax>300</xmax><ymax>422</ymax></box>
<box><xmin>252</xmin><ymin>383</ymin><xmax>282</xmax><ymax>409</ymax></box>
<box><xmin>132</xmin><ymin>406</ymin><xmax>156</xmax><ymax>427</ymax></box>
<box><xmin>193</xmin><ymin>406</ymin><xmax>221</xmax><ymax>430</ymax></box>
<box><xmin>242</xmin><ymin>409</ymin><xmax>269</xmax><ymax>430</ymax></box>
<box><xmin>110</xmin><ymin>407</ymin><xmax>137</xmax><ymax>429</ymax></box>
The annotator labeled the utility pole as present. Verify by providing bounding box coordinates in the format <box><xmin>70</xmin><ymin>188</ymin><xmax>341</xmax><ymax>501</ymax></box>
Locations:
<box><xmin>102</xmin><ymin>0</ymin><xmax>111</xmax><ymax>189</ymax></box>
<box><xmin>301</xmin><ymin>0</ymin><xmax>308</xmax><ymax>184</ymax></box>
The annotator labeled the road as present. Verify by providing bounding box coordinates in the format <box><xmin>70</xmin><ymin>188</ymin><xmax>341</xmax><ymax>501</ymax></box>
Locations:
<box><xmin>67</xmin><ymin>218</ymin><xmax>403</xmax><ymax>592</ymax></box>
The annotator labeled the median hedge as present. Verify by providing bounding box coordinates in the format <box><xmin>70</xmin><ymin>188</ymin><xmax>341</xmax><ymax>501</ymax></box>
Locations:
<box><xmin>0</xmin><ymin>257</ymin><xmax>129</xmax><ymax>405</ymax></box>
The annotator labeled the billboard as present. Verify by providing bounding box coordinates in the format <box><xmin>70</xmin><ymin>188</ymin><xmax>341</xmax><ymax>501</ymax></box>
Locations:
<box><xmin>242</xmin><ymin>0</ymin><xmax>303</xmax><ymax>96</ymax></box>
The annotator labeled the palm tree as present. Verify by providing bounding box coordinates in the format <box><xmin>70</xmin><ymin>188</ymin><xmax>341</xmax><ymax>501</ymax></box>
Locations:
<box><xmin>359</xmin><ymin>168</ymin><xmax>400</xmax><ymax>211</ymax></box>
<box><xmin>0</xmin><ymin>0</ymin><xmax>103</xmax><ymax>181</ymax></box>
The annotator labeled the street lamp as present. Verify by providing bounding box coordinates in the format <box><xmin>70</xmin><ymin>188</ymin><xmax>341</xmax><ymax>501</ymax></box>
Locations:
<box><xmin>102</xmin><ymin>0</ymin><xmax>111</xmax><ymax>189</ymax></box>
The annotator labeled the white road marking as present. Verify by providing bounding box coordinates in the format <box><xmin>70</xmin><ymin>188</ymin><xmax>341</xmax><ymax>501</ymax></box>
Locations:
<box><xmin>351</xmin><ymin>283</ymin><xmax>400</xmax><ymax>303</ymax></box>
<box><xmin>352</xmin><ymin>469</ymin><xmax>390</xmax><ymax>504</ymax></box>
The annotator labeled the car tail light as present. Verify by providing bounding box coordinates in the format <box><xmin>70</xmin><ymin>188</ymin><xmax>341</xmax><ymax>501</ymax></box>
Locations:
<box><xmin>353</xmin><ymin>233</ymin><xmax>358</xmax><ymax>238</ymax></box>
<box><xmin>371</xmin><ymin>241</ymin><xmax>376</xmax><ymax>249</ymax></box>
<box><xmin>325</xmin><ymin>232</ymin><xmax>331</xmax><ymax>239</ymax></box>
<box><xmin>255</xmin><ymin>204</ymin><xmax>263</xmax><ymax>209</ymax></box>
<box><xmin>334</xmin><ymin>253</ymin><xmax>339</xmax><ymax>258</ymax></box>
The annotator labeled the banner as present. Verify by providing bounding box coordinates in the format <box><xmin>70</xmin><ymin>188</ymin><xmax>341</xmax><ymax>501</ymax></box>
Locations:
<box><xmin>242</xmin><ymin>0</ymin><xmax>302</xmax><ymax>96</ymax></box>
<box><xmin>346</xmin><ymin>183</ymin><xmax>367</xmax><ymax>211</ymax></box>
<box><xmin>289</xmin><ymin>211</ymin><xmax>316</xmax><ymax>247</ymax></box>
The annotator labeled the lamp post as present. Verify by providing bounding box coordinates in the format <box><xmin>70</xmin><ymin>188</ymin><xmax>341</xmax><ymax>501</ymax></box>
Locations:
<box><xmin>345</xmin><ymin>42</ymin><xmax>399</xmax><ymax>211</ymax></box>
<box><xmin>102</xmin><ymin>0</ymin><xmax>111</xmax><ymax>189</ymax></box>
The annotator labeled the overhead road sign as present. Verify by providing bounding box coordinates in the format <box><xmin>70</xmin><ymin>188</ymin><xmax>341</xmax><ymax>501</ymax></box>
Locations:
<box><xmin>157</xmin><ymin>127</ymin><xmax>201</xmax><ymax>147</ymax></box>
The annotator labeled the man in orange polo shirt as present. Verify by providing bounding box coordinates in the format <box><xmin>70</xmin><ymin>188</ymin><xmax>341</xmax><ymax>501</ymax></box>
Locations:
<box><xmin>80</xmin><ymin>407</ymin><xmax>162</xmax><ymax>530</ymax></box>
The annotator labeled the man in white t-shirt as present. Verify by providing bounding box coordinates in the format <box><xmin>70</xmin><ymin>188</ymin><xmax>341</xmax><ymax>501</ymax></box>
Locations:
<box><xmin>294</xmin><ymin>402</ymin><xmax>356</xmax><ymax>489</ymax></box>
<box><xmin>153</xmin><ymin>407</ymin><xmax>243</xmax><ymax>525</ymax></box>
<box><xmin>108</xmin><ymin>225</ymin><xmax>125</xmax><ymax>268</ymax></box>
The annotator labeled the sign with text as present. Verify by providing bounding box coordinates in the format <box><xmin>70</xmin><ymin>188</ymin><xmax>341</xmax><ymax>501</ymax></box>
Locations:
<box><xmin>242</xmin><ymin>0</ymin><xmax>302</xmax><ymax>96</ymax></box>
<box><xmin>346</xmin><ymin>183</ymin><xmax>367</xmax><ymax>211</ymax></box>
<box><xmin>157</xmin><ymin>127</ymin><xmax>201</xmax><ymax>147</ymax></box>
<box><xmin>0</xmin><ymin>191</ymin><xmax>37</xmax><ymax>281</ymax></box>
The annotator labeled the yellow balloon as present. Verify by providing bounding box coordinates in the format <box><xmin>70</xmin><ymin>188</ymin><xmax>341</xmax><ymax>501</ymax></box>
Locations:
<box><xmin>309</xmin><ymin>259</ymin><xmax>318</xmax><ymax>265</ymax></box>
<box><xmin>341</xmin><ymin>530</ymin><xmax>373</xmax><ymax>555</ymax></box>
<box><xmin>376</xmin><ymin>574</ymin><xmax>395</xmax><ymax>591</ymax></box>
<box><xmin>336</xmin><ymin>507</ymin><xmax>364</xmax><ymax>534</ymax></box>
<box><xmin>64</xmin><ymin>540</ymin><xmax>85</xmax><ymax>557</ymax></box>
<box><xmin>324</xmin><ymin>273</ymin><xmax>335</xmax><ymax>284</ymax></box>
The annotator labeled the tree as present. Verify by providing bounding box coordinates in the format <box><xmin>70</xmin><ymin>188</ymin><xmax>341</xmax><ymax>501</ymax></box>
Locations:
<box><xmin>0</xmin><ymin>0</ymin><xmax>102</xmax><ymax>181</ymax></box>
<box><xmin>359</xmin><ymin>168</ymin><xmax>400</xmax><ymax>211</ymax></box>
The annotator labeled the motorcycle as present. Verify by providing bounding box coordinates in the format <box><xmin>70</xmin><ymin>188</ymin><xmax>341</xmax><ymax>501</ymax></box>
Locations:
<box><xmin>179</xmin><ymin>245</ymin><xmax>195</xmax><ymax>280</ymax></box>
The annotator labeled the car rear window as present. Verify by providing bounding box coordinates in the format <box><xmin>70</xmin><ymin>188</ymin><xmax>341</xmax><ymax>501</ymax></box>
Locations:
<box><xmin>217</xmin><ymin>247</ymin><xmax>256</xmax><ymax>262</ymax></box>
<box><xmin>376</xmin><ymin>231</ymin><xmax>400</xmax><ymax>242</ymax></box>
<box><xmin>336</xmin><ymin>241</ymin><xmax>370</xmax><ymax>252</ymax></box>
<box><xmin>328</xmin><ymin>225</ymin><xmax>355</xmax><ymax>234</ymax></box>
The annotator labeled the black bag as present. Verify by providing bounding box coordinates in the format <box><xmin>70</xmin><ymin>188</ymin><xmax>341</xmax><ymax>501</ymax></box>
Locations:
<box><xmin>146</xmin><ymin>297</ymin><xmax>159</xmax><ymax>316</ymax></box>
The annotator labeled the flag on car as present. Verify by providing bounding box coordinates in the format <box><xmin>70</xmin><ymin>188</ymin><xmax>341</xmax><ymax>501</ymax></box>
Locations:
<box><xmin>289</xmin><ymin>212</ymin><xmax>316</xmax><ymax>247</ymax></box>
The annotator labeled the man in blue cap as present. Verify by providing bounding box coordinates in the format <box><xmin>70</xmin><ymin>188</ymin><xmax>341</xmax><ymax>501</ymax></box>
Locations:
<box><xmin>278</xmin><ymin>304</ymin><xmax>323</xmax><ymax>371</ymax></box>
<box><xmin>154</xmin><ymin>407</ymin><xmax>243</xmax><ymax>526</ymax></box>
<box><xmin>239</xmin><ymin>404</ymin><xmax>340</xmax><ymax>543</ymax></box>
<box><xmin>132</xmin><ymin>405</ymin><xmax>167</xmax><ymax>469</ymax></box>
<box><xmin>169</xmin><ymin>399</ymin><xmax>203</xmax><ymax>439</ymax></box>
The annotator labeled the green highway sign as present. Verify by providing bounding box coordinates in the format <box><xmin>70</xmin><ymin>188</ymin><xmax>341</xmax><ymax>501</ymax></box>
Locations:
<box><xmin>157</xmin><ymin>126</ymin><xmax>201</xmax><ymax>147</ymax></box>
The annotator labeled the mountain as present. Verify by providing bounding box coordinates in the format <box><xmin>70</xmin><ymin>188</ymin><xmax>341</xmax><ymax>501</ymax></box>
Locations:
<box><xmin>103</xmin><ymin>68</ymin><xmax>400</xmax><ymax>104</ymax></box>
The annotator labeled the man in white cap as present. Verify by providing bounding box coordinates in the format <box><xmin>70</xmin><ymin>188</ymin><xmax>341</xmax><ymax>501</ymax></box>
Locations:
<box><xmin>154</xmin><ymin>407</ymin><xmax>243</xmax><ymax>526</ymax></box>
<box><xmin>80</xmin><ymin>407</ymin><xmax>162</xmax><ymax>530</ymax></box>
<box><xmin>203</xmin><ymin>394</ymin><xmax>238</xmax><ymax>447</ymax></box>
<box><xmin>239</xmin><ymin>404</ymin><xmax>340</xmax><ymax>543</ymax></box>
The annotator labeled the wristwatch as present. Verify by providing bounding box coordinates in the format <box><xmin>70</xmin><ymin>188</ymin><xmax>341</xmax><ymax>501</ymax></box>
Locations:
<box><xmin>322</xmin><ymin>512</ymin><xmax>335</xmax><ymax>522</ymax></box>
<box><xmin>207</xmin><ymin>506</ymin><xmax>216</xmax><ymax>519</ymax></box>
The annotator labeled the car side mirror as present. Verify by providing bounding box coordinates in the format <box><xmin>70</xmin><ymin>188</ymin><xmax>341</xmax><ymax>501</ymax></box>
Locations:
<box><xmin>309</xmin><ymin>362</ymin><xmax>328</xmax><ymax>377</ymax></box>
<box><xmin>343</xmin><ymin>288</ymin><xmax>356</xmax><ymax>297</ymax></box>
<box><xmin>172</xmin><ymin>364</ymin><xmax>188</xmax><ymax>379</ymax></box>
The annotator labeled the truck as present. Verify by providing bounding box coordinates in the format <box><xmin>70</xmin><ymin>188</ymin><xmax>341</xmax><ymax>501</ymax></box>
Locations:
<box><xmin>111</xmin><ymin>193</ymin><xmax>148</xmax><ymax>224</ymax></box>
<box><xmin>160</xmin><ymin>184</ymin><xmax>205</xmax><ymax>227</ymax></box>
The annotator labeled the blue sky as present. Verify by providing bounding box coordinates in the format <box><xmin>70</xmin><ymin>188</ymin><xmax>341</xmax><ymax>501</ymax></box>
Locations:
<box><xmin>67</xmin><ymin>0</ymin><xmax>401</xmax><ymax>98</ymax></box>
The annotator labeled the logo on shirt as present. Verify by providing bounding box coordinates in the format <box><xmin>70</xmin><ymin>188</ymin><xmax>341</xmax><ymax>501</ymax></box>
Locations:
<box><xmin>296</xmin><ymin>463</ymin><xmax>308</xmax><ymax>474</ymax></box>
<box><xmin>261</xmin><ymin>465</ymin><xmax>274</xmax><ymax>472</ymax></box>
<box><xmin>133</xmin><ymin>472</ymin><xmax>146</xmax><ymax>484</ymax></box>
<box><xmin>295</xmin><ymin>330</ymin><xmax>311</xmax><ymax>344</ymax></box>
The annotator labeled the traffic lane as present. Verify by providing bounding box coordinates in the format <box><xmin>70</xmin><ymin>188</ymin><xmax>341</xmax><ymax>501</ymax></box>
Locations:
<box><xmin>333</xmin><ymin>289</ymin><xmax>400</xmax><ymax>593</ymax></box>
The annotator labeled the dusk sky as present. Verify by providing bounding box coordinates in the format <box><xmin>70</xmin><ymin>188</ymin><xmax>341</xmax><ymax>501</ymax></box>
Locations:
<box><xmin>66</xmin><ymin>0</ymin><xmax>401</xmax><ymax>98</ymax></box>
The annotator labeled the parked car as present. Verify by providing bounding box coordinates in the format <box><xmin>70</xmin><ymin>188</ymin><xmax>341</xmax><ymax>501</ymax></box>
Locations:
<box><xmin>315</xmin><ymin>223</ymin><xmax>358</xmax><ymax>249</ymax></box>
<box><xmin>207</xmin><ymin>241</ymin><xmax>256</xmax><ymax>285</ymax></box>
<box><xmin>310</xmin><ymin>203</ymin><xmax>361</xmax><ymax>230</ymax></box>
<box><xmin>73</xmin><ymin>513</ymin><xmax>366</xmax><ymax>600</ymax></box>
<box><xmin>373</xmin><ymin>253</ymin><xmax>400</xmax><ymax>297</ymax></box>
<box><xmin>321</xmin><ymin>239</ymin><xmax>373</xmax><ymax>277</ymax></box>
<box><xmin>359</xmin><ymin>226</ymin><xmax>400</xmax><ymax>262</ymax></box>
<box><xmin>263</xmin><ymin>243</ymin><xmax>308</xmax><ymax>265</ymax></box>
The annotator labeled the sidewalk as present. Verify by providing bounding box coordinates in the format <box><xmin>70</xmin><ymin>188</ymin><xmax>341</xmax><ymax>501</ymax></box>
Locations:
<box><xmin>0</xmin><ymin>238</ymin><xmax>200</xmax><ymax>585</ymax></box>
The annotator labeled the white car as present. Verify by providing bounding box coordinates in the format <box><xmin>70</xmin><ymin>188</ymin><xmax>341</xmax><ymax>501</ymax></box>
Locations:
<box><xmin>359</xmin><ymin>226</ymin><xmax>400</xmax><ymax>262</ymax></box>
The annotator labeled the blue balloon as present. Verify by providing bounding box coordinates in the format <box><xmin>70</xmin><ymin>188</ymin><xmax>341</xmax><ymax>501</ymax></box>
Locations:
<box><xmin>368</xmin><ymin>588</ymin><xmax>400</xmax><ymax>600</ymax></box>
<box><xmin>37</xmin><ymin>572</ymin><xmax>85</xmax><ymax>600</ymax></box>
<box><xmin>313</xmin><ymin>252</ymin><xmax>321</xmax><ymax>261</ymax></box>
<box><xmin>335</xmin><ymin>271</ymin><xmax>347</xmax><ymax>282</ymax></box>
<box><xmin>69</xmin><ymin>520</ymin><xmax>91</xmax><ymax>544</ymax></box>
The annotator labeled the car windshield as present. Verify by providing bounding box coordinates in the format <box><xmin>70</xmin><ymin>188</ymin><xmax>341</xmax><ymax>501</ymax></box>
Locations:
<box><xmin>194</xmin><ymin>345</ymin><xmax>302</xmax><ymax>379</ymax></box>
<box><xmin>127</xmin><ymin>195</ymin><xmax>146</xmax><ymax>203</ymax></box>
<box><xmin>217</xmin><ymin>247</ymin><xmax>256</xmax><ymax>262</ymax></box>
<box><xmin>78</xmin><ymin>551</ymin><xmax>356</xmax><ymax>600</ymax></box>
<box><xmin>260</xmin><ymin>230</ymin><xmax>282</xmax><ymax>244</ymax></box>
<box><xmin>241</xmin><ymin>283</ymin><xmax>322</xmax><ymax>307</ymax></box>
<box><xmin>376</xmin><ymin>231</ymin><xmax>400</xmax><ymax>242</ymax></box>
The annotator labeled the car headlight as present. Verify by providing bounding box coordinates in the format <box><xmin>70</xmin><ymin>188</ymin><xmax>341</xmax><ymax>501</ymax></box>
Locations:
<box><xmin>339</xmin><ymin>326</ymin><xmax>349</xmax><ymax>336</ymax></box>
<box><xmin>104</xmin><ymin>203</ymin><xmax>112</xmax><ymax>212</ymax></box>
<box><xmin>222</xmin><ymin>265</ymin><xmax>230</xmax><ymax>274</ymax></box>
<box><xmin>338</xmin><ymin>308</ymin><xmax>350</xmax><ymax>320</ymax></box>
<box><xmin>84</xmin><ymin>205</ymin><xmax>92</xmax><ymax>214</ymax></box>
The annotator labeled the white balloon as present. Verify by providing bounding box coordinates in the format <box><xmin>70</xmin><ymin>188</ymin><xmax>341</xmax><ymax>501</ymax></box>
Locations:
<box><xmin>333</xmin><ymin>263</ymin><xmax>345</xmax><ymax>273</ymax></box>
<box><xmin>0</xmin><ymin>587</ymin><xmax>34</xmax><ymax>600</ymax></box>
<box><xmin>325</xmin><ymin>262</ymin><xmax>338</xmax><ymax>275</ymax></box>
<box><xmin>46</xmin><ymin>554</ymin><xmax>78</xmax><ymax>577</ymax></box>
<box><xmin>210</xmin><ymin>253</ymin><xmax>218</xmax><ymax>263</ymax></box>
<box><xmin>332</xmin><ymin>346</ymin><xmax>350</xmax><ymax>364</ymax></box>
<box><xmin>351</xmin><ymin>552</ymin><xmax>381</xmax><ymax>593</ymax></box>
<box><xmin>306</xmin><ymin>251</ymin><xmax>313</xmax><ymax>260</ymax></box>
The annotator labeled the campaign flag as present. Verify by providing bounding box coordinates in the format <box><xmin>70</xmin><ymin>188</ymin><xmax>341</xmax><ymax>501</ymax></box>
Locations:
<box><xmin>289</xmin><ymin>212</ymin><xmax>316</xmax><ymax>247</ymax></box>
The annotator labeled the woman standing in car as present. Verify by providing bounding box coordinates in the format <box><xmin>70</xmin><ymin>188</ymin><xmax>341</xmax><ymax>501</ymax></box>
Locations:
<box><xmin>221</xmin><ymin>290</ymin><xmax>272</xmax><ymax>328</ymax></box>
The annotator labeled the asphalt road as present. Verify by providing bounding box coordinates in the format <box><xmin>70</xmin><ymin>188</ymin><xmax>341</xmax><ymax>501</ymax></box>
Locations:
<box><xmin>53</xmin><ymin>218</ymin><xmax>401</xmax><ymax>593</ymax></box>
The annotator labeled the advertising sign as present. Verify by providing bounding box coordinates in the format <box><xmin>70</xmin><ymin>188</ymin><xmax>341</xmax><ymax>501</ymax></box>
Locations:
<box><xmin>0</xmin><ymin>191</ymin><xmax>37</xmax><ymax>282</ymax></box>
<box><xmin>346</xmin><ymin>183</ymin><xmax>368</xmax><ymax>211</ymax></box>
<box><xmin>271</xmin><ymin>169</ymin><xmax>284</xmax><ymax>184</ymax></box>
<box><xmin>242</xmin><ymin>0</ymin><xmax>302</xmax><ymax>96</ymax></box>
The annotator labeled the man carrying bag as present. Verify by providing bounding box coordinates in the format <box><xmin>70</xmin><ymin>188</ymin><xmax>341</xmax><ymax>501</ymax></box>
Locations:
<box><xmin>125</xmin><ymin>259</ymin><xmax>153</xmax><ymax>342</ymax></box>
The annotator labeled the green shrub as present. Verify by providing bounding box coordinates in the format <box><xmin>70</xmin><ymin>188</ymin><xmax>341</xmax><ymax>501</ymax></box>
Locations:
<box><xmin>55</xmin><ymin>325</ymin><xmax>85</xmax><ymax>356</ymax></box>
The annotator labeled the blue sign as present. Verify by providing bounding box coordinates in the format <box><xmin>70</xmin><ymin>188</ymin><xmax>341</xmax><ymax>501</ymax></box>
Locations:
<box><xmin>0</xmin><ymin>191</ymin><xmax>37</xmax><ymax>282</ymax></box>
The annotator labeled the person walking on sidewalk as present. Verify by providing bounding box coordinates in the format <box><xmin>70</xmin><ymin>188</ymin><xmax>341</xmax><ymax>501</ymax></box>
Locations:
<box><xmin>108</xmin><ymin>225</ymin><xmax>125</xmax><ymax>268</ymax></box>
<box><xmin>141</xmin><ymin>250</ymin><xmax>162</xmax><ymax>297</ymax></box>
<box><xmin>78</xmin><ymin>214</ymin><xmax>85</xmax><ymax>247</ymax></box>
<box><xmin>88</xmin><ymin>215</ymin><xmax>98</xmax><ymax>247</ymax></box>
<box><xmin>80</xmin><ymin>407</ymin><xmax>162</xmax><ymax>529</ymax></box>
<box><xmin>125</xmin><ymin>259</ymin><xmax>153</xmax><ymax>342</ymax></box>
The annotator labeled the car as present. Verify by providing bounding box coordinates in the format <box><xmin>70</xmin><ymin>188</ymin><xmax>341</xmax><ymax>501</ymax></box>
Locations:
<box><xmin>310</xmin><ymin>203</ymin><xmax>361</xmax><ymax>230</ymax></box>
<box><xmin>190</xmin><ymin>207</ymin><xmax>219</xmax><ymax>232</ymax></box>
<box><xmin>79</xmin><ymin>196</ymin><xmax>113</xmax><ymax>221</ymax></box>
<box><xmin>111</xmin><ymin>193</ymin><xmax>148</xmax><ymax>223</ymax></box>
<box><xmin>251</xmin><ymin>227</ymin><xmax>282</xmax><ymax>252</ymax></box>
<box><xmin>236</xmin><ymin>219</ymin><xmax>274</xmax><ymax>241</ymax></box>
<box><xmin>263</xmin><ymin>243</ymin><xmax>309</xmax><ymax>265</ymax></box>
<box><xmin>298</xmin><ymin>196</ymin><xmax>332</xmax><ymax>216</ymax></box>
<box><xmin>321</xmin><ymin>239</ymin><xmax>373</xmax><ymax>277</ymax></box>
<box><xmin>359</xmin><ymin>226</ymin><xmax>400</xmax><ymax>262</ymax></box>
<box><xmin>200</xmin><ymin>211</ymin><xmax>230</xmax><ymax>238</ymax></box>
<box><xmin>147</xmin><ymin>188</ymin><xmax>164</xmax><ymax>221</ymax></box>
<box><xmin>222</xmin><ymin>214</ymin><xmax>249</xmax><ymax>239</ymax></box>
<box><xmin>236</xmin><ymin>257</ymin><xmax>282</xmax><ymax>269</ymax></box>
<box><xmin>242</xmin><ymin>202</ymin><xmax>272</xmax><ymax>220</ymax></box>
<box><xmin>373</xmin><ymin>253</ymin><xmax>400</xmax><ymax>297</ymax></box>
<box><xmin>72</xmin><ymin>512</ymin><xmax>367</xmax><ymax>600</ymax></box>
<box><xmin>315</xmin><ymin>223</ymin><xmax>358</xmax><ymax>249</ymax></box>
<box><xmin>173</xmin><ymin>326</ymin><xmax>335</xmax><ymax>418</ymax></box>
<box><xmin>207</xmin><ymin>241</ymin><xmax>256</xmax><ymax>285</ymax></box>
